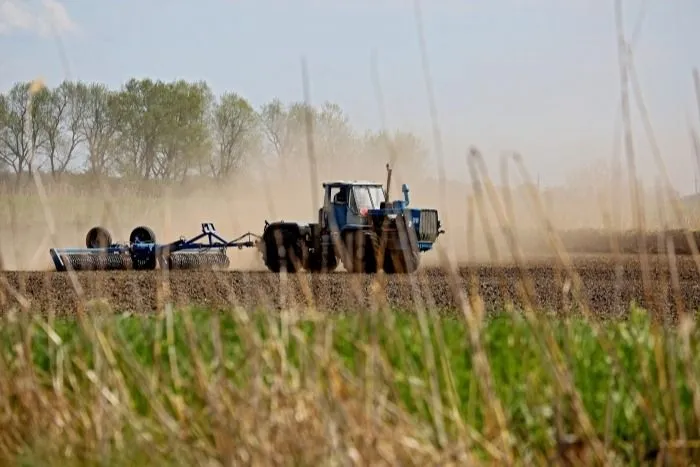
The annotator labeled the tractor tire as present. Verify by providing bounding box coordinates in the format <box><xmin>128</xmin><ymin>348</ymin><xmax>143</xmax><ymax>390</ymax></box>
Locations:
<box><xmin>85</xmin><ymin>226</ymin><xmax>112</xmax><ymax>249</ymax></box>
<box><xmin>384</xmin><ymin>248</ymin><xmax>420</xmax><ymax>274</ymax></box>
<box><xmin>262</xmin><ymin>227</ymin><xmax>307</xmax><ymax>273</ymax></box>
<box><xmin>341</xmin><ymin>230</ymin><xmax>379</xmax><ymax>274</ymax></box>
<box><xmin>384</xmin><ymin>214</ymin><xmax>420</xmax><ymax>274</ymax></box>
<box><xmin>307</xmin><ymin>244</ymin><xmax>338</xmax><ymax>273</ymax></box>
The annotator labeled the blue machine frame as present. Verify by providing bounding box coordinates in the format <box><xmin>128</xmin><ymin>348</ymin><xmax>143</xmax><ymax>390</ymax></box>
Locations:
<box><xmin>322</xmin><ymin>181</ymin><xmax>442</xmax><ymax>253</ymax></box>
<box><xmin>49</xmin><ymin>223</ymin><xmax>261</xmax><ymax>271</ymax></box>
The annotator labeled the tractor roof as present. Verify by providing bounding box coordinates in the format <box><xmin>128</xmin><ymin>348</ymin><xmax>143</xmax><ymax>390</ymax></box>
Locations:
<box><xmin>322</xmin><ymin>180</ymin><xmax>384</xmax><ymax>188</ymax></box>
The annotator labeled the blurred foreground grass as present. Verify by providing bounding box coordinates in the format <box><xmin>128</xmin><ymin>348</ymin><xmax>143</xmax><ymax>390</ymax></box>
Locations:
<box><xmin>1</xmin><ymin>304</ymin><xmax>700</xmax><ymax>465</ymax></box>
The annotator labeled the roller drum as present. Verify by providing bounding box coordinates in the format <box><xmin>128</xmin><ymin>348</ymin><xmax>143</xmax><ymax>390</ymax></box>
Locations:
<box><xmin>62</xmin><ymin>253</ymin><xmax>131</xmax><ymax>270</ymax></box>
<box><xmin>64</xmin><ymin>254</ymin><xmax>95</xmax><ymax>271</ymax></box>
<box><xmin>168</xmin><ymin>252</ymin><xmax>230</xmax><ymax>270</ymax></box>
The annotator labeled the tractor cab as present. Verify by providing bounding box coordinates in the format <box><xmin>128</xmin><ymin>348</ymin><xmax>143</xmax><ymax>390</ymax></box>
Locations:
<box><xmin>320</xmin><ymin>181</ymin><xmax>386</xmax><ymax>231</ymax></box>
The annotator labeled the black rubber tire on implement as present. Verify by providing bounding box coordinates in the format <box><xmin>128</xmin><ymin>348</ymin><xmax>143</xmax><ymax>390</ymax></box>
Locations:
<box><xmin>130</xmin><ymin>226</ymin><xmax>156</xmax><ymax>244</ymax></box>
<box><xmin>85</xmin><ymin>226</ymin><xmax>112</xmax><ymax>249</ymax></box>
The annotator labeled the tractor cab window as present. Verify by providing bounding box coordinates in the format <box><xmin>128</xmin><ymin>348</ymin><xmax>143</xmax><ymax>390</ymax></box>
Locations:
<box><xmin>351</xmin><ymin>185</ymin><xmax>385</xmax><ymax>212</ymax></box>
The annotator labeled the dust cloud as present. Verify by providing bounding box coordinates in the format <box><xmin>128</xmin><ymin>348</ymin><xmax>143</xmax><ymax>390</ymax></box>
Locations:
<box><xmin>0</xmin><ymin>129</ymin><xmax>692</xmax><ymax>272</ymax></box>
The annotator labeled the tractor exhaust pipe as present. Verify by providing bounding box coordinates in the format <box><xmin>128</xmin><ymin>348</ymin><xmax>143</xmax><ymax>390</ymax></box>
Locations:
<box><xmin>385</xmin><ymin>162</ymin><xmax>392</xmax><ymax>201</ymax></box>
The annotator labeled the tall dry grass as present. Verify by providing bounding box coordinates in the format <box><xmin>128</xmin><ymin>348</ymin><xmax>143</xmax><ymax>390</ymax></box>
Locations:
<box><xmin>3</xmin><ymin>139</ymin><xmax>700</xmax><ymax>465</ymax></box>
<box><xmin>2</xmin><ymin>5</ymin><xmax>700</xmax><ymax>462</ymax></box>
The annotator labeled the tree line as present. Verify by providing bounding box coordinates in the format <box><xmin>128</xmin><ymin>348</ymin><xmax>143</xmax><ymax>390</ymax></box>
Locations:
<box><xmin>0</xmin><ymin>78</ymin><xmax>428</xmax><ymax>185</ymax></box>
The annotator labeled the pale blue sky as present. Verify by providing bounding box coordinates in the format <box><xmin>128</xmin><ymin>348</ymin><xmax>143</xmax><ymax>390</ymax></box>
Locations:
<box><xmin>1</xmin><ymin>0</ymin><xmax>699</xmax><ymax>193</ymax></box>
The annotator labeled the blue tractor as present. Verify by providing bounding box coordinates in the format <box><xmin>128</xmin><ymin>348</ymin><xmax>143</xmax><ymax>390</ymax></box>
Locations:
<box><xmin>258</xmin><ymin>165</ymin><xmax>444</xmax><ymax>273</ymax></box>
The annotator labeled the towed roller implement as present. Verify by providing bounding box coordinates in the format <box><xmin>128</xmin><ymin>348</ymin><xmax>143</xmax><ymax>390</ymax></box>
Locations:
<box><xmin>49</xmin><ymin>223</ymin><xmax>261</xmax><ymax>272</ymax></box>
<box><xmin>49</xmin><ymin>165</ymin><xmax>444</xmax><ymax>275</ymax></box>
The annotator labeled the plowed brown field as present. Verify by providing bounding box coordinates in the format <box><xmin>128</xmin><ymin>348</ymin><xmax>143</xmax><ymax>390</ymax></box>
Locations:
<box><xmin>2</xmin><ymin>254</ymin><xmax>700</xmax><ymax>320</ymax></box>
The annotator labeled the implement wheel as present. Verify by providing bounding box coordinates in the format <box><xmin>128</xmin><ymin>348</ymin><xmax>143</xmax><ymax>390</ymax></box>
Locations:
<box><xmin>86</xmin><ymin>226</ymin><xmax>112</xmax><ymax>249</ymax></box>
<box><xmin>130</xmin><ymin>226</ymin><xmax>156</xmax><ymax>244</ymax></box>
<box><xmin>129</xmin><ymin>226</ymin><xmax>157</xmax><ymax>270</ymax></box>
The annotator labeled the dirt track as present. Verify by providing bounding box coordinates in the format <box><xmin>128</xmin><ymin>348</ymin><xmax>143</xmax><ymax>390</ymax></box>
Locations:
<box><xmin>2</xmin><ymin>254</ymin><xmax>700</xmax><ymax>320</ymax></box>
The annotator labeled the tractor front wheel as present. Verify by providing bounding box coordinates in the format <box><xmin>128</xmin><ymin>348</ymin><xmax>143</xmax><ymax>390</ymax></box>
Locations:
<box><xmin>383</xmin><ymin>214</ymin><xmax>421</xmax><ymax>274</ymax></box>
<box><xmin>384</xmin><ymin>248</ymin><xmax>420</xmax><ymax>274</ymax></box>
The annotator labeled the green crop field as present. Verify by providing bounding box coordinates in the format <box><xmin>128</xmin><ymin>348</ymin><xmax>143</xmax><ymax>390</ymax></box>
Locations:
<box><xmin>1</xmin><ymin>302</ymin><xmax>698</xmax><ymax>465</ymax></box>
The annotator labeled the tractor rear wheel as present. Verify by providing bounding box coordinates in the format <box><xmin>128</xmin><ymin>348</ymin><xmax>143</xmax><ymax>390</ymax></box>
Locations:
<box><xmin>262</xmin><ymin>227</ymin><xmax>307</xmax><ymax>273</ymax></box>
<box><xmin>307</xmin><ymin>243</ymin><xmax>338</xmax><ymax>273</ymax></box>
<box><xmin>342</xmin><ymin>230</ymin><xmax>379</xmax><ymax>274</ymax></box>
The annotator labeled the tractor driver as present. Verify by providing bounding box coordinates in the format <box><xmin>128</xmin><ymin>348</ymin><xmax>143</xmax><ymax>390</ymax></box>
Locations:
<box><xmin>328</xmin><ymin>186</ymin><xmax>349</xmax><ymax>228</ymax></box>
<box><xmin>333</xmin><ymin>186</ymin><xmax>348</xmax><ymax>204</ymax></box>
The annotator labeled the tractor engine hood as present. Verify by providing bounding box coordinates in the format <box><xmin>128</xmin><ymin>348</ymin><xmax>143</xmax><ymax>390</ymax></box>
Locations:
<box><xmin>367</xmin><ymin>203</ymin><xmax>405</xmax><ymax>217</ymax></box>
<box><xmin>371</xmin><ymin>183</ymin><xmax>410</xmax><ymax>213</ymax></box>
<box><xmin>370</xmin><ymin>183</ymin><xmax>411</xmax><ymax>216</ymax></box>
<box><xmin>365</xmin><ymin>202</ymin><xmax>411</xmax><ymax>230</ymax></box>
